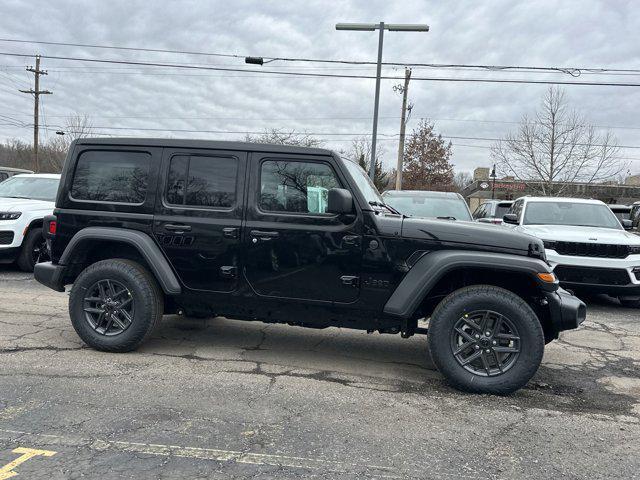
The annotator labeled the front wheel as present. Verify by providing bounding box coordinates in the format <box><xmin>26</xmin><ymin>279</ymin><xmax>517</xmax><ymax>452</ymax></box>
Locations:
<box><xmin>16</xmin><ymin>228</ymin><xmax>49</xmax><ymax>272</ymax></box>
<box><xmin>428</xmin><ymin>285</ymin><xmax>544</xmax><ymax>395</ymax></box>
<box><xmin>69</xmin><ymin>259</ymin><xmax>163</xmax><ymax>352</ymax></box>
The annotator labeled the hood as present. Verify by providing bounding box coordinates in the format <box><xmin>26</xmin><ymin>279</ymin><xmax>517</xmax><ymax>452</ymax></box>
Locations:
<box><xmin>401</xmin><ymin>217</ymin><xmax>542</xmax><ymax>254</ymax></box>
<box><xmin>518</xmin><ymin>224</ymin><xmax>640</xmax><ymax>246</ymax></box>
<box><xmin>0</xmin><ymin>197</ymin><xmax>55</xmax><ymax>212</ymax></box>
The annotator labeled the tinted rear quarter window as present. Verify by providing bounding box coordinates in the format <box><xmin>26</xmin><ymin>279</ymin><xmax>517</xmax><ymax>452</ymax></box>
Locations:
<box><xmin>71</xmin><ymin>150</ymin><xmax>150</xmax><ymax>204</ymax></box>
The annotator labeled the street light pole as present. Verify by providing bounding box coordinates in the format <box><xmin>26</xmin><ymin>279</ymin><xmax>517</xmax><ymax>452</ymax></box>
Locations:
<box><xmin>336</xmin><ymin>22</ymin><xmax>429</xmax><ymax>180</ymax></box>
<box><xmin>369</xmin><ymin>22</ymin><xmax>384</xmax><ymax>182</ymax></box>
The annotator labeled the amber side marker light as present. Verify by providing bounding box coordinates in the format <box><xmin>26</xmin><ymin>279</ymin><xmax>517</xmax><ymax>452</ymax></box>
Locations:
<box><xmin>537</xmin><ymin>272</ymin><xmax>556</xmax><ymax>283</ymax></box>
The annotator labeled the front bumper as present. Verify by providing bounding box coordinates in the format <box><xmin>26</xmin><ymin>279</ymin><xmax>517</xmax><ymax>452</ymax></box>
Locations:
<box><xmin>547</xmin><ymin>250</ymin><xmax>640</xmax><ymax>295</ymax></box>
<box><xmin>545</xmin><ymin>287</ymin><xmax>586</xmax><ymax>334</ymax></box>
<box><xmin>0</xmin><ymin>246</ymin><xmax>20</xmax><ymax>264</ymax></box>
<box><xmin>33</xmin><ymin>261</ymin><xmax>66</xmax><ymax>292</ymax></box>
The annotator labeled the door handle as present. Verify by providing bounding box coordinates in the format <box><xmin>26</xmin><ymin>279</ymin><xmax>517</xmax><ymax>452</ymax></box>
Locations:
<box><xmin>342</xmin><ymin>235</ymin><xmax>360</xmax><ymax>246</ymax></box>
<box><xmin>223</xmin><ymin>227</ymin><xmax>239</xmax><ymax>239</ymax></box>
<box><xmin>250</xmin><ymin>230</ymin><xmax>279</xmax><ymax>242</ymax></box>
<box><xmin>164</xmin><ymin>223</ymin><xmax>192</xmax><ymax>233</ymax></box>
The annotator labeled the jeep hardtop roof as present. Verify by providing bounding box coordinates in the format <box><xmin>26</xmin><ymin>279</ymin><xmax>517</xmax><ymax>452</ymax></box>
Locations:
<box><xmin>74</xmin><ymin>137</ymin><xmax>334</xmax><ymax>156</ymax></box>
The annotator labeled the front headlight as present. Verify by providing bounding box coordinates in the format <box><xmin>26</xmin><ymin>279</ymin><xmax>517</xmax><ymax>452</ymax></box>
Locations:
<box><xmin>628</xmin><ymin>245</ymin><xmax>640</xmax><ymax>255</ymax></box>
<box><xmin>0</xmin><ymin>212</ymin><xmax>21</xmax><ymax>220</ymax></box>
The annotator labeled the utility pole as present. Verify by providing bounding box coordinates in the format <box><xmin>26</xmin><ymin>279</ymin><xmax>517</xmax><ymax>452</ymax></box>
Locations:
<box><xmin>491</xmin><ymin>164</ymin><xmax>497</xmax><ymax>199</ymax></box>
<box><xmin>394</xmin><ymin>67</ymin><xmax>412</xmax><ymax>190</ymax></box>
<box><xmin>20</xmin><ymin>55</ymin><xmax>52</xmax><ymax>173</ymax></box>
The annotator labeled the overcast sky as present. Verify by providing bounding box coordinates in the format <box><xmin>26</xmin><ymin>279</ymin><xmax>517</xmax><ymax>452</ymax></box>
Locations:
<box><xmin>0</xmin><ymin>0</ymin><xmax>639</xmax><ymax>174</ymax></box>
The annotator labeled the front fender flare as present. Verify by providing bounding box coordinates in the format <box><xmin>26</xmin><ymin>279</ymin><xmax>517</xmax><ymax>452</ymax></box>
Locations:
<box><xmin>59</xmin><ymin>227</ymin><xmax>181</xmax><ymax>295</ymax></box>
<box><xmin>383</xmin><ymin>250</ymin><xmax>555</xmax><ymax>319</ymax></box>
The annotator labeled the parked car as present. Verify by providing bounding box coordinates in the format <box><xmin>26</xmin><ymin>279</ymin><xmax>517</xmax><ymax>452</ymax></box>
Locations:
<box><xmin>472</xmin><ymin>199</ymin><xmax>514</xmax><ymax>224</ymax></box>
<box><xmin>503</xmin><ymin>196</ymin><xmax>640</xmax><ymax>306</ymax></box>
<box><xmin>0</xmin><ymin>166</ymin><xmax>34</xmax><ymax>183</ymax></box>
<box><xmin>630</xmin><ymin>201</ymin><xmax>640</xmax><ymax>230</ymax></box>
<box><xmin>381</xmin><ymin>190</ymin><xmax>473</xmax><ymax>221</ymax></box>
<box><xmin>609</xmin><ymin>204</ymin><xmax>632</xmax><ymax>223</ymax></box>
<box><xmin>35</xmin><ymin>138</ymin><xmax>584</xmax><ymax>394</ymax></box>
<box><xmin>0</xmin><ymin>173</ymin><xmax>60</xmax><ymax>271</ymax></box>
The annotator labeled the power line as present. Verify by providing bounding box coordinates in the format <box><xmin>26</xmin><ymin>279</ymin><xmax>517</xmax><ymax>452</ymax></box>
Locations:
<box><xmin>2</xmin><ymin>37</ymin><xmax>640</xmax><ymax>76</ymax></box>
<box><xmin>1</xmin><ymin>51</ymin><xmax>640</xmax><ymax>87</ymax></box>
<box><xmin>22</xmin><ymin>123</ymin><xmax>640</xmax><ymax>150</ymax></box>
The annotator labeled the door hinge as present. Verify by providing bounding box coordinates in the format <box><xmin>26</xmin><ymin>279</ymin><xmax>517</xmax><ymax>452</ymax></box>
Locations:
<box><xmin>340</xmin><ymin>275</ymin><xmax>359</xmax><ymax>287</ymax></box>
<box><xmin>220</xmin><ymin>266</ymin><xmax>238</xmax><ymax>279</ymax></box>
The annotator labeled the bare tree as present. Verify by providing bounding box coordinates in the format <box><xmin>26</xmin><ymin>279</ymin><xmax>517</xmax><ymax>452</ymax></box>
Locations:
<box><xmin>244</xmin><ymin>129</ymin><xmax>324</xmax><ymax>148</ymax></box>
<box><xmin>492</xmin><ymin>87</ymin><xmax>624</xmax><ymax>196</ymax></box>
<box><xmin>453</xmin><ymin>171</ymin><xmax>472</xmax><ymax>192</ymax></box>
<box><xmin>47</xmin><ymin>114</ymin><xmax>95</xmax><ymax>171</ymax></box>
<box><xmin>340</xmin><ymin>136</ymin><xmax>389</xmax><ymax>192</ymax></box>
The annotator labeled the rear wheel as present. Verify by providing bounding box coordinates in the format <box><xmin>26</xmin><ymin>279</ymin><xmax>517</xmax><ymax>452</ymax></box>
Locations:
<box><xmin>69</xmin><ymin>259</ymin><xmax>163</xmax><ymax>352</ymax></box>
<box><xmin>16</xmin><ymin>228</ymin><xmax>49</xmax><ymax>272</ymax></box>
<box><xmin>428</xmin><ymin>285</ymin><xmax>544</xmax><ymax>395</ymax></box>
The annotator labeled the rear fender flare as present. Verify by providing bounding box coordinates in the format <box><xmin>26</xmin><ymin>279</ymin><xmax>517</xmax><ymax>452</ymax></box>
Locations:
<box><xmin>59</xmin><ymin>227</ymin><xmax>181</xmax><ymax>295</ymax></box>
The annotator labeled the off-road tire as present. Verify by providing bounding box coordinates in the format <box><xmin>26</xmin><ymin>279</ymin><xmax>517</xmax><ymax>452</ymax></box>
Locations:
<box><xmin>16</xmin><ymin>228</ymin><xmax>45</xmax><ymax>272</ymax></box>
<box><xmin>428</xmin><ymin>285</ymin><xmax>544</xmax><ymax>395</ymax></box>
<box><xmin>69</xmin><ymin>259</ymin><xmax>163</xmax><ymax>352</ymax></box>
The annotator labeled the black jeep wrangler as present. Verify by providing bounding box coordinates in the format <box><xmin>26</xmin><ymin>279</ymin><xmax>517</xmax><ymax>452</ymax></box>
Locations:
<box><xmin>35</xmin><ymin>138</ymin><xmax>585</xmax><ymax>394</ymax></box>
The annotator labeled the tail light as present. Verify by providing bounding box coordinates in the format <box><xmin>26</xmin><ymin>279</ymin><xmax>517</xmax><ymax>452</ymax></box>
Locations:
<box><xmin>43</xmin><ymin>214</ymin><xmax>57</xmax><ymax>239</ymax></box>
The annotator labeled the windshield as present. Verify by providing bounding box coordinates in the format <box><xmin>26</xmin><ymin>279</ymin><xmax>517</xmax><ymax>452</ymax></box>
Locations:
<box><xmin>0</xmin><ymin>176</ymin><xmax>59</xmax><ymax>202</ymax></box>
<box><xmin>612</xmin><ymin>210</ymin><xmax>631</xmax><ymax>221</ymax></box>
<box><xmin>340</xmin><ymin>158</ymin><xmax>383</xmax><ymax>205</ymax></box>
<box><xmin>384</xmin><ymin>194</ymin><xmax>473</xmax><ymax>221</ymax></box>
<box><xmin>523</xmin><ymin>201</ymin><xmax>622</xmax><ymax>229</ymax></box>
<box><xmin>495</xmin><ymin>203</ymin><xmax>512</xmax><ymax>218</ymax></box>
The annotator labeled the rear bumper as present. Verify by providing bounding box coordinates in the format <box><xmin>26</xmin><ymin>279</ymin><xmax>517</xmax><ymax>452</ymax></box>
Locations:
<box><xmin>33</xmin><ymin>261</ymin><xmax>66</xmax><ymax>292</ymax></box>
<box><xmin>545</xmin><ymin>287</ymin><xmax>586</xmax><ymax>333</ymax></box>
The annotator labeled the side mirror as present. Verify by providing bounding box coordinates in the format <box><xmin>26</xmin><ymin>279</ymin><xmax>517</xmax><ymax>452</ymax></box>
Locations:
<box><xmin>327</xmin><ymin>188</ymin><xmax>353</xmax><ymax>214</ymax></box>
<box><xmin>622</xmin><ymin>219</ymin><xmax>633</xmax><ymax>230</ymax></box>
<box><xmin>503</xmin><ymin>213</ymin><xmax>519</xmax><ymax>225</ymax></box>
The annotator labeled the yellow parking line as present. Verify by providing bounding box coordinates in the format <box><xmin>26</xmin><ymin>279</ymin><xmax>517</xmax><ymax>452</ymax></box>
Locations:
<box><xmin>0</xmin><ymin>429</ymin><xmax>485</xmax><ymax>479</ymax></box>
<box><xmin>0</xmin><ymin>447</ymin><xmax>56</xmax><ymax>480</ymax></box>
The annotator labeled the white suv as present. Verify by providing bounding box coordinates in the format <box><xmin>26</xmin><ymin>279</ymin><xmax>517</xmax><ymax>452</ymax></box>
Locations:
<box><xmin>0</xmin><ymin>173</ymin><xmax>60</xmax><ymax>271</ymax></box>
<box><xmin>503</xmin><ymin>196</ymin><xmax>640</xmax><ymax>306</ymax></box>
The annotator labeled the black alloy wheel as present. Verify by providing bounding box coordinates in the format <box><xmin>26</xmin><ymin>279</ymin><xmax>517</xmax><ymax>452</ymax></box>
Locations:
<box><xmin>69</xmin><ymin>259</ymin><xmax>163</xmax><ymax>352</ymax></box>
<box><xmin>427</xmin><ymin>285</ymin><xmax>545</xmax><ymax>395</ymax></box>
<box><xmin>83</xmin><ymin>279</ymin><xmax>135</xmax><ymax>336</ymax></box>
<box><xmin>450</xmin><ymin>310</ymin><xmax>521</xmax><ymax>377</ymax></box>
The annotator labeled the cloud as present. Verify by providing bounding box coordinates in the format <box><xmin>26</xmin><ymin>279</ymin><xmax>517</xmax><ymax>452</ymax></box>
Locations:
<box><xmin>0</xmin><ymin>0</ymin><xmax>638</xmax><ymax>174</ymax></box>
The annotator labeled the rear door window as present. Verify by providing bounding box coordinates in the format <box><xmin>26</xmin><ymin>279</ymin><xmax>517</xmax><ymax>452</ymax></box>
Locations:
<box><xmin>71</xmin><ymin>150</ymin><xmax>150</xmax><ymax>204</ymax></box>
<box><xmin>165</xmin><ymin>154</ymin><xmax>238</xmax><ymax>209</ymax></box>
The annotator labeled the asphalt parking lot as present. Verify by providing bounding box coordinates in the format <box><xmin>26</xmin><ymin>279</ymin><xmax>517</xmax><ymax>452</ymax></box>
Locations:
<box><xmin>0</xmin><ymin>266</ymin><xmax>639</xmax><ymax>479</ymax></box>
